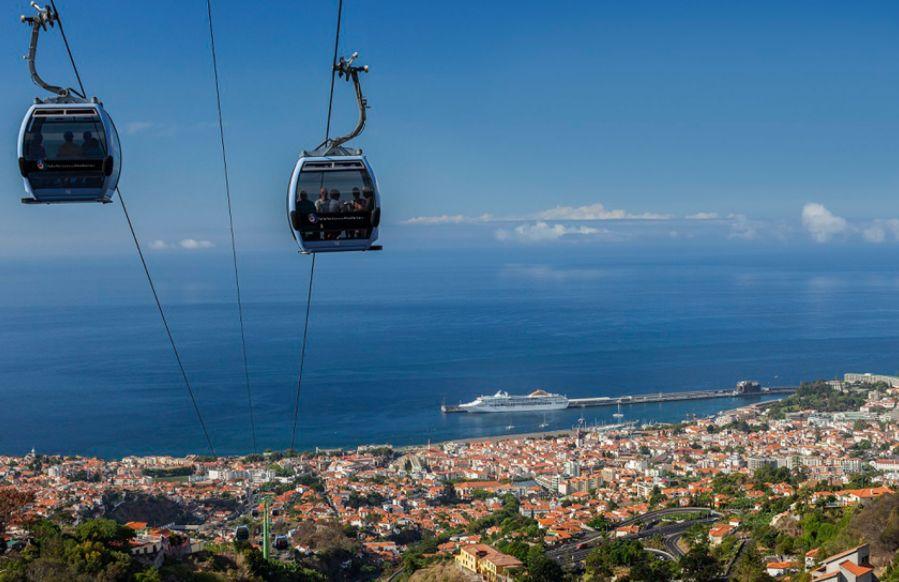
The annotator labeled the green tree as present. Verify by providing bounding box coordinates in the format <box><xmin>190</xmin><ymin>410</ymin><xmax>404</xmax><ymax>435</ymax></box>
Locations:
<box><xmin>587</xmin><ymin>514</ymin><xmax>611</xmax><ymax>532</ymax></box>
<box><xmin>731</xmin><ymin>542</ymin><xmax>774</xmax><ymax>582</ymax></box>
<box><xmin>584</xmin><ymin>539</ymin><xmax>647</xmax><ymax>578</ymax></box>
<box><xmin>524</xmin><ymin>545</ymin><xmax>564</xmax><ymax>582</ymax></box>
<box><xmin>73</xmin><ymin>518</ymin><xmax>134</xmax><ymax>544</ymax></box>
<box><xmin>679</xmin><ymin>544</ymin><xmax>721</xmax><ymax>582</ymax></box>
<box><xmin>649</xmin><ymin>486</ymin><xmax>665</xmax><ymax>507</ymax></box>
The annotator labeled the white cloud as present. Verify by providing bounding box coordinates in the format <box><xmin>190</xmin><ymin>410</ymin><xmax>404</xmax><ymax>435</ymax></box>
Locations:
<box><xmin>862</xmin><ymin>219</ymin><xmax>899</xmax><ymax>243</ymax></box>
<box><xmin>178</xmin><ymin>239</ymin><xmax>214</xmax><ymax>250</ymax></box>
<box><xmin>405</xmin><ymin>202</ymin><xmax>672</xmax><ymax>225</ymax></box>
<box><xmin>495</xmin><ymin>221</ymin><xmax>604</xmax><ymax>243</ymax></box>
<box><xmin>686</xmin><ymin>212</ymin><xmax>719</xmax><ymax>220</ymax></box>
<box><xmin>404</xmin><ymin>213</ymin><xmax>493</xmax><ymax>225</ymax></box>
<box><xmin>537</xmin><ymin>202</ymin><xmax>671</xmax><ymax>221</ymax></box>
<box><xmin>727</xmin><ymin>214</ymin><xmax>758</xmax><ymax>240</ymax></box>
<box><xmin>801</xmin><ymin>203</ymin><xmax>848</xmax><ymax>243</ymax></box>
<box><xmin>863</xmin><ymin>224</ymin><xmax>886</xmax><ymax>243</ymax></box>
<box><xmin>125</xmin><ymin>121</ymin><xmax>154</xmax><ymax>135</ymax></box>
<box><xmin>148</xmin><ymin>239</ymin><xmax>214</xmax><ymax>250</ymax></box>
<box><xmin>500</xmin><ymin>264</ymin><xmax>606</xmax><ymax>282</ymax></box>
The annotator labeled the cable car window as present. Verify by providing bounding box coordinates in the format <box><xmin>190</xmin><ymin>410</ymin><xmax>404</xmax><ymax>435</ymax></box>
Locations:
<box><xmin>24</xmin><ymin>114</ymin><xmax>107</xmax><ymax>160</ymax></box>
<box><xmin>295</xmin><ymin>169</ymin><xmax>375</xmax><ymax>242</ymax></box>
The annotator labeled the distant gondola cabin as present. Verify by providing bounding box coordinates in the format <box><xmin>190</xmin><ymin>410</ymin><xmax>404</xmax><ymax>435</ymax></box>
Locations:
<box><xmin>287</xmin><ymin>153</ymin><xmax>381</xmax><ymax>253</ymax></box>
<box><xmin>17</xmin><ymin>101</ymin><xmax>121</xmax><ymax>204</ymax></box>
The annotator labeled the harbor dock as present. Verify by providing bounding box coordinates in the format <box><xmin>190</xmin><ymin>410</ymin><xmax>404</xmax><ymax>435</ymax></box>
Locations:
<box><xmin>441</xmin><ymin>385</ymin><xmax>796</xmax><ymax>413</ymax></box>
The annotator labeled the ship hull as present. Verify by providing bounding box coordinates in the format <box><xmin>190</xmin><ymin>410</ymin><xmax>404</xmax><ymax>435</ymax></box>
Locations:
<box><xmin>458</xmin><ymin>400</ymin><xmax>569</xmax><ymax>413</ymax></box>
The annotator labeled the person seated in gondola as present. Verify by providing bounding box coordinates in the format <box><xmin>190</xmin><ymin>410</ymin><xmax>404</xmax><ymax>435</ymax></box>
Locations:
<box><xmin>349</xmin><ymin>188</ymin><xmax>367</xmax><ymax>238</ymax></box>
<box><xmin>26</xmin><ymin>133</ymin><xmax>46</xmax><ymax>160</ymax></box>
<box><xmin>326</xmin><ymin>189</ymin><xmax>343</xmax><ymax>239</ymax></box>
<box><xmin>351</xmin><ymin>187</ymin><xmax>367</xmax><ymax>211</ymax></box>
<box><xmin>57</xmin><ymin>131</ymin><xmax>81</xmax><ymax>158</ymax></box>
<box><xmin>296</xmin><ymin>190</ymin><xmax>318</xmax><ymax>240</ymax></box>
<box><xmin>297</xmin><ymin>190</ymin><xmax>315</xmax><ymax>216</ymax></box>
<box><xmin>327</xmin><ymin>189</ymin><xmax>342</xmax><ymax>213</ymax></box>
<box><xmin>81</xmin><ymin>131</ymin><xmax>102</xmax><ymax>158</ymax></box>
<box><xmin>315</xmin><ymin>188</ymin><xmax>329</xmax><ymax>214</ymax></box>
<box><xmin>363</xmin><ymin>188</ymin><xmax>375</xmax><ymax>219</ymax></box>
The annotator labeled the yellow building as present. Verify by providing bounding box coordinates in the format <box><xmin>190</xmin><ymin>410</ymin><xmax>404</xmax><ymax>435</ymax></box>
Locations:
<box><xmin>455</xmin><ymin>544</ymin><xmax>523</xmax><ymax>582</ymax></box>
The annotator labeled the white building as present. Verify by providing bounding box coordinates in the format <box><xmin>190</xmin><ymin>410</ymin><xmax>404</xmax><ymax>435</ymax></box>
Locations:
<box><xmin>844</xmin><ymin>372</ymin><xmax>899</xmax><ymax>388</ymax></box>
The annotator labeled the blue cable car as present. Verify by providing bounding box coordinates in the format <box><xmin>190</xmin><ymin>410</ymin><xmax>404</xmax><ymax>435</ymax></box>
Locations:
<box><xmin>288</xmin><ymin>53</ymin><xmax>381</xmax><ymax>253</ymax></box>
<box><xmin>18</xmin><ymin>100</ymin><xmax>121</xmax><ymax>204</ymax></box>
<box><xmin>288</xmin><ymin>150</ymin><xmax>381</xmax><ymax>253</ymax></box>
<box><xmin>16</xmin><ymin>4</ymin><xmax>121</xmax><ymax>204</ymax></box>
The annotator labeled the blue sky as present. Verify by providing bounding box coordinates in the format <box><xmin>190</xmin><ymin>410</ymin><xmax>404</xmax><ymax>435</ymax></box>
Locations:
<box><xmin>3</xmin><ymin>0</ymin><xmax>899</xmax><ymax>256</ymax></box>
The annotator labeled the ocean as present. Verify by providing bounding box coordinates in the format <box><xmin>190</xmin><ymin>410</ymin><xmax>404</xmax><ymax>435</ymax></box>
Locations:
<box><xmin>1</xmin><ymin>245</ymin><xmax>898</xmax><ymax>458</ymax></box>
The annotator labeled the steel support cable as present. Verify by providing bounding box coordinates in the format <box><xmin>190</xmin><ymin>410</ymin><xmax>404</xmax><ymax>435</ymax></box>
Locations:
<box><xmin>289</xmin><ymin>0</ymin><xmax>343</xmax><ymax>452</ymax></box>
<box><xmin>290</xmin><ymin>254</ymin><xmax>316</xmax><ymax>451</ymax></box>
<box><xmin>47</xmin><ymin>0</ymin><xmax>85</xmax><ymax>98</ymax></box>
<box><xmin>204</xmin><ymin>0</ymin><xmax>258</xmax><ymax>454</ymax></box>
<box><xmin>47</xmin><ymin>0</ymin><xmax>216</xmax><ymax>455</ymax></box>
<box><xmin>324</xmin><ymin>0</ymin><xmax>344</xmax><ymax>142</ymax></box>
<box><xmin>119</xmin><ymin>190</ymin><xmax>216</xmax><ymax>455</ymax></box>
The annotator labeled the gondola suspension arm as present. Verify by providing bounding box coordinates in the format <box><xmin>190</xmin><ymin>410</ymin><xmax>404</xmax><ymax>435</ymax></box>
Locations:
<box><xmin>317</xmin><ymin>52</ymin><xmax>369</xmax><ymax>153</ymax></box>
<box><xmin>21</xmin><ymin>3</ymin><xmax>81</xmax><ymax>99</ymax></box>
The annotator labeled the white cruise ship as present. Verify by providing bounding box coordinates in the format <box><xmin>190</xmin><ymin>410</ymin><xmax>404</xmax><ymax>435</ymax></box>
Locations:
<box><xmin>457</xmin><ymin>389</ymin><xmax>569</xmax><ymax>413</ymax></box>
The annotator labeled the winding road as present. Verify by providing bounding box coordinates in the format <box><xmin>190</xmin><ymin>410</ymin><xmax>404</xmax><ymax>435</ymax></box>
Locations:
<box><xmin>548</xmin><ymin>507</ymin><xmax>721</xmax><ymax>565</ymax></box>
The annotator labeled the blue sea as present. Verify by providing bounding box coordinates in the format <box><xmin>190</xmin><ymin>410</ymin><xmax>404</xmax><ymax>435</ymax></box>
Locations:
<box><xmin>1</xmin><ymin>245</ymin><xmax>898</xmax><ymax>458</ymax></box>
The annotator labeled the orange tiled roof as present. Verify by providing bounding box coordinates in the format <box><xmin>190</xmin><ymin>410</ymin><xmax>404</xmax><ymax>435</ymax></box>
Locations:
<box><xmin>839</xmin><ymin>560</ymin><xmax>873</xmax><ymax>576</ymax></box>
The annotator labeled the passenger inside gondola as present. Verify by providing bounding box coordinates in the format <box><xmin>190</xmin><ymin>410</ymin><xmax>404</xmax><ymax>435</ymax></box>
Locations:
<box><xmin>57</xmin><ymin>131</ymin><xmax>81</xmax><ymax>158</ymax></box>
<box><xmin>22</xmin><ymin>114</ymin><xmax>111</xmax><ymax>193</ymax></box>
<box><xmin>295</xmin><ymin>167</ymin><xmax>375</xmax><ymax>242</ymax></box>
<box><xmin>351</xmin><ymin>187</ymin><xmax>364</xmax><ymax>210</ymax></box>
<box><xmin>297</xmin><ymin>190</ymin><xmax>315</xmax><ymax>216</ymax></box>
<box><xmin>26</xmin><ymin>133</ymin><xmax>46</xmax><ymax>159</ymax></box>
<box><xmin>81</xmin><ymin>131</ymin><xmax>102</xmax><ymax>158</ymax></box>
<box><xmin>315</xmin><ymin>188</ymin><xmax>329</xmax><ymax>214</ymax></box>
<box><xmin>295</xmin><ymin>190</ymin><xmax>318</xmax><ymax>239</ymax></box>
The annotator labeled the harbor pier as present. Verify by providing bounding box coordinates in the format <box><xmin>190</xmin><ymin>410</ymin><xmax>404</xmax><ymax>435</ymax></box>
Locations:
<box><xmin>441</xmin><ymin>385</ymin><xmax>796</xmax><ymax>413</ymax></box>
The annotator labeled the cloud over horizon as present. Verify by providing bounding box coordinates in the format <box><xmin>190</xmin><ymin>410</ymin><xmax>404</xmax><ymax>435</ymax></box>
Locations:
<box><xmin>149</xmin><ymin>239</ymin><xmax>216</xmax><ymax>250</ymax></box>
<box><xmin>404</xmin><ymin>213</ymin><xmax>493</xmax><ymax>225</ymax></box>
<box><xmin>862</xmin><ymin>219</ymin><xmax>899</xmax><ymax>244</ymax></box>
<box><xmin>403</xmin><ymin>201</ymin><xmax>899</xmax><ymax>247</ymax></box>
<box><xmin>801</xmin><ymin>203</ymin><xmax>849</xmax><ymax>243</ymax></box>
<box><xmin>536</xmin><ymin>202</ymin><xmax>672</xmax><ymax>221</ymax></box>
<box><xmin>404</xmin><ymin>201</ymin><xmax>697</xmax><ymax>226</ymax></box>
<box><xmin>495</xmin><ymin>221</ymin><xmax>606</xmax><ymax>243</ymax></box>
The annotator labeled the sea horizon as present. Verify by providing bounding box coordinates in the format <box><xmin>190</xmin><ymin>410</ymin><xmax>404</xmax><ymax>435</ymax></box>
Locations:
<box><xmin>2</xmin><ymin>245</ymin><xmax>898</xmax><ymax>458</ymax></box>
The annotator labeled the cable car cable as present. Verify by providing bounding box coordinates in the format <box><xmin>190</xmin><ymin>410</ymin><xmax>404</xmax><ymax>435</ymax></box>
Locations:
<box><xmin>289</xmin><ymin>254</ymin><xmax>316</xmax><ymax>451</ymax></box>
<box><xmin>287</xmin><ymin>0</ymin><xmax>347</xmax><ymax>450</ymax></box>
<box><xmin>118</xmin><ymin>189</ymin><xmax>217</xmax><ymax>456</ymax></box>
<box><xmin>204</xmin><ymin>0</ymin><xmax>258</xmax><ymax>454</ymax></box>
<box><xmin>47</xmin><ymin>0</ymin><xmax>85</xmax><ymax>98</ymax></box>
<box><xmin>41</xmin><ymin>0</ymin><xmax>216</xmax><ymax>455</ymax></box>
<box><xmin>323</xmin><ymin>0</ymin><xmax>344</xmax><ymax>142</ymax></box>
<box><xmin>287</xmin><ymin>0</ymin><xmax>343</xmax><ymax>451</ymax></box>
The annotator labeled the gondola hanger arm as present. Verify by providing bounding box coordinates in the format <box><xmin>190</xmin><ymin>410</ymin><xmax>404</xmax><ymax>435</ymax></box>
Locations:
<box><xmin>317</xmin><ymin>51</ymin><xmax>370</xmax><ymax>154</ymax></box>
<box><xmin>21</xmin><ymin>2</ymin><xmax>81</xmax><ymax>99</ymax></box>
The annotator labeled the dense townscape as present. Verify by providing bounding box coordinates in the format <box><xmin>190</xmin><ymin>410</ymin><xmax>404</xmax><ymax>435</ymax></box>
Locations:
<box><xmin>3</xmin><ymin>373</ymin><xmax>899</xmax><ymax>581</ymax></box>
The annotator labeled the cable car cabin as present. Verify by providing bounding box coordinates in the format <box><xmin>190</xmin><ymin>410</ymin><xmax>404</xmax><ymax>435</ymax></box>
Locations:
<box><xmin>288</xmin><ymin>154</ymin><xmax>381</xmax><ymax>253</ymax></box>
<box><xmin>17</xmin><ymin>101</ymin><xmax>121</xmax><ymax>204</ymax></box>
<box><xmin>234</xmin><ymin>525</ymin><xmax>250</xmax><ymax>542</ymax></box>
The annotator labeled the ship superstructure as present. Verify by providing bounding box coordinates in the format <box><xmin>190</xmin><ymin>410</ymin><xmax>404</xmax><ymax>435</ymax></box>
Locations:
<box><xmin>456</xmin><ymin>389</ymin><xmax>569</xmax><ymax>413</ymax></box>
